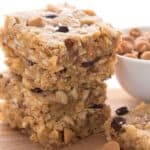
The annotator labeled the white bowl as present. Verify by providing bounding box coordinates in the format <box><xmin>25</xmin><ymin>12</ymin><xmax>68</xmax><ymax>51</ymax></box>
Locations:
<box><xmin>115</xmin><ymin>27</ymin><xmax>150</xmax><ymax>102</ymax></box>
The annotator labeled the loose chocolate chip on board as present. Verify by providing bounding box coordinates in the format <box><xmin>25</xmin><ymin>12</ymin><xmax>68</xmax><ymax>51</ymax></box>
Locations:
<box><xmin>90</xmin><ymin>104</ymin><xmax>104</xmax><ymax>109</ymax></box>
<box><xmin>111</xmin><ymin>117</ymin><xmax>126</xmax><ymax>132</ymax></box>
<box><xmin>45</xmin><ymin>14</ymin><xmax>57</xmax><ymax>19</ymax></box>
<box><xmin>116</xmin><ymin>107</ymin><xmax>129</xmax><ymax>116</ymax></box>
<box><xmin>31</xmin><ymin>88</ymin><xmax>43</xmax><ymax>93</ymax></box>
<box><xmin>81</xmin><ymin>57</ymin><xmax>100</xmax><ymax>67</ymax></box>
<box><xmin>56</xmin><ymin>26</ymin><xmax>69</xmax><ymax>33</ymax></box>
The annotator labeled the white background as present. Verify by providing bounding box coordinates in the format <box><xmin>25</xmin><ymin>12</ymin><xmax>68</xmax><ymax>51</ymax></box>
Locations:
<box><xmin>0</xmin><ymin>0</ymin><xmax>150</xmax><ymax>88</ymax></box>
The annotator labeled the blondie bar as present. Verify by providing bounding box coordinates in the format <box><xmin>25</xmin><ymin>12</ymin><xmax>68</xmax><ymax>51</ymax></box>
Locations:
<box><xmin>5</xmin><ymin>49</ymin><xmax>115</xmax><ymax>90</ymax></box>
<box><xmin>0</xmin><ymin>3</ymin><xmax>120</xmax><ymax>148</ymax></box>
<box><xmin>0</xmin><ymin>4</ymin><xmax>119</xmax><ymax>90</ymax></box>
<box><xmin>0</xmin><ymin>74</ymin><xmax>110</xmax><ymax>148</ymax></box>
<box><xmin>105</xmin><ymin>103</ymin><xmax>150</xmax><ymax>150</ymax></box>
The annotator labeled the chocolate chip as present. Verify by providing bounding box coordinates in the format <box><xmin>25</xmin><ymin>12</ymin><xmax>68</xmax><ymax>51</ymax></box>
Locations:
<box><xmin>31</xmin><ymin>88</ymin><xmax>43</xmax><ymax>93</ymax></box>
<box><xmin>45</xmin><ymin>14</ymin><xmax>57</xmax><ymax>19</ymax></box>
<box><xmin>81</xmin><ymin>57</ymin><xmax>100</xmax><ymax>68</ymax></box>
<box><xmin>59</xmin><ymin>68</ymin><xmax>67</xmax><ymax>74</ymax></box>
<box><xmin>111</xmin><ymin>117</ymin><xmax>126</xmax><ymax>132</ymax></box>
<box><xmin>56</xmin><ymin>26</ymin><xmax>69</xmax><ymax>33</ymax></box>
<box><xmin>116</xmin><ymin>107</ymin><xmax>129</xmax><ymax>116</ymax></box>
<box><xmin>90</xmin><ymin>104</ymin><xmax>104</xmax><ymax>109</ymax></box>
<box><xmin>27</xmin><ymin>60</ymin><xmax>36</xmax><ymax>66</ymax></box>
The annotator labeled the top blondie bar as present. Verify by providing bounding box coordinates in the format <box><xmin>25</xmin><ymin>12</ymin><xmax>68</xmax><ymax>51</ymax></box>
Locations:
<box><xmin>1</xmin><ymin>4</ymin><xmax>120</xmax><ymax>73</ymax></box>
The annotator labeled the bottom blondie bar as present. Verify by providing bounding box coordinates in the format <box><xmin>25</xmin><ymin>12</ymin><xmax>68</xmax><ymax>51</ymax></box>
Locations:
<box><xmin>0</xmin><ymin>74</ymin><xmax>110</xmax><ymax>148</ymax></box>
<box><xmin>105</xmin><ymin>103</ymin><xmax>150</xmax><ymax>150</ymax></box>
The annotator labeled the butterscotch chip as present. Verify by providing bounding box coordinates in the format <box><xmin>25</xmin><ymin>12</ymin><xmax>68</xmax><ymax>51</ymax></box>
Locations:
<box><xmin>140</xmin><ymin>51</ymin><xmax>150</xmax><ymax>60</ymax></box>
<box><xmin>135</xmin><ymin>41</ymin><xmax>150</xmax><ymax>52</ymax></box>
<box><xmin>101</xmin><ymin>141</ymin><xmax>120</xmax><ymax>150</ymax></box>
<box><xmin>83</xmin><ymin>9</ymin><xmax>96</xmax><ymax>16</ymax></box>
<box><xmin>120</xmin><ymin>41</ymin><xmax>133</xmax><ymax>53</ymax></box>
<box><xmin>27</xmin><ymin>17</ymin><xmax>45</xmax><ymax>27</ymax></box>
<box><xmin>129</xmin><ymin>28</ymin><xmax>142</xmax><ymax>38</ymax></box>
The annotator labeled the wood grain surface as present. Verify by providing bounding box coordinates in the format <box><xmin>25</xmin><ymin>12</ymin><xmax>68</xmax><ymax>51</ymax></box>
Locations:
<box><xmin>0</xmin><ymin>89</ymin><xmax>140</xmax><ymax>150</ymax></box>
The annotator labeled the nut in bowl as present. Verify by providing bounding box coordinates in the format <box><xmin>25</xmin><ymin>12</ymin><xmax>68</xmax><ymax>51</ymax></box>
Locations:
<box><xmin>116</xmin><ymin>27</ymin><xmax>150</xmax><ymax>102</ymax></box>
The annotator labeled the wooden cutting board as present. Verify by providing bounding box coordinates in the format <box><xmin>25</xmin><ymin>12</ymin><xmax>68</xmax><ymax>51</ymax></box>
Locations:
<box><xmin>0</xmin><ymin>89</ymin><xmax>140</xmax><ymax>150</ymax></box>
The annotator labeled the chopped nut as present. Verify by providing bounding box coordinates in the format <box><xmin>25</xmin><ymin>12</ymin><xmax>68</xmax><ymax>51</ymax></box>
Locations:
<box><xmin>69</xmin><ymin>88</ymin><xmax>78</xmax><ymax>100</ymax></box>
<box><xmin>54</xmin><ymin>123</ymin><xmax>64</xmax><ymax>131</ymax></box>
<box><xmin>83</xmin><ymin>9</ymin><xmax>96</xmax><ymax>16</ymax></box>
<box><xmin>49</xmin><ymin>130</ymin><xmax>59</xmax><ymax>140</ymax></box>
<box><xmin>22</xmin><ymin>116</ymin><xmax>34</xmax><ymax>128</ymax></box>
<box><xmin>27</xmin><ymin>17</ymin><xmax>45</xmax><ymax>27</ymax></box>
<box><xmin>63</xmin><ymin>116</ymin><xmax>74</xmax><ymax>126</ymax></box>
<box><xmin>140</xmin><ymin>51</ymin><xmax>150</xmax><ymax>60</ymax></box>
<box><xmin>82</xmin><ymin>90</ymin><xmax>90</xmax><ymax>101</ymax></box>
<box><xmin>6</xmin><ymin>57</ymin><xmax>24</xmax><ymax>74</ymax></box>
<box><xmin>78</xmin><ymin>111</ymin><xmax>87</xmax><ymax>120</ymax></box>
<box><xmin>75</xmin><ymin>102</ymin><xmax>84</xmax><ymax>113</ymax></box>
<box><xmin>56</xmin><ymin>91</ymin><xmax>68</xmax><ymax>105</ymax></box>
<box><xmin>63</xmin><ymin>128</ymin><xmax>75</xmax><ymax>144</ymax></box>
<box><xmin>46</xmin><ymin>120</ymin><xmax>55</xmax><ymax>130</ymax></box>
<box><xmin>48</xmin><ymin>56</ymin><xmax>58</xmax><ymax>67</ymax></box>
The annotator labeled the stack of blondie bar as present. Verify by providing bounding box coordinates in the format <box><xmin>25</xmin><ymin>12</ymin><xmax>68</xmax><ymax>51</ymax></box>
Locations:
<box><xmin>0</xmin><ymin>4</ymin><xmax>119</xmax><ymax>148</ymax></box>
